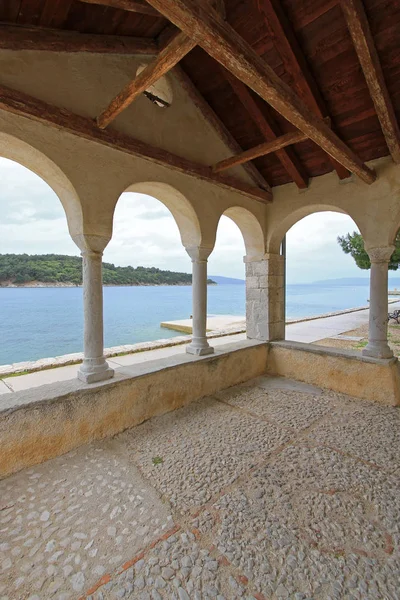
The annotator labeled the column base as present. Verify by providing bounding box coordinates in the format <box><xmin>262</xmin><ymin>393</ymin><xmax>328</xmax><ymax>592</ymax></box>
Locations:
<box><xmin>77</xmin><ymin>358</ymin><xmax>114</xmax><ymax>384</ymax></box>
<box><xmin>362</xmin><ymin>342</ymin><xmax>393</xmax><ymax>359</ymax></box>
<box><xmin>186</xmin><ymin>344</ymin><xmax>214</xmax><ymax>356</ymax></box>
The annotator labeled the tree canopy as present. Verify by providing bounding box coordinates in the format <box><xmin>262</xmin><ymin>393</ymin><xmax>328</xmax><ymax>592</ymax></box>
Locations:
<box><xmin>0</xmin><ymin>254</ymin><xmax>216</xmax><ymax>286</ymax></box>
<box><xmin>337</xmin><ymin>231</ymin><xmax>400</xmax><ymax>270</ymax></box>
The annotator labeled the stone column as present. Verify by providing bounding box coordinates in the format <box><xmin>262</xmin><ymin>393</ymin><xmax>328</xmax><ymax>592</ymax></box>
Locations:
<box><xmin>245</xmin><ymin>253</ymin><xmax>285</xmax><ymax>341</ymax></box>
<box><xmin>185</xmin><ymin>246</ymin><xmax>214</xmax><ymax>356</ymax></box>
<box><xmin>77</xmin><ymin>250</ymin><xmax>114</xmax><ymax>383</ymax></box>
<box><xmin>362</xmin><ymin>246</ymin><xmax>394</xmax><ymax>359</ymax></box>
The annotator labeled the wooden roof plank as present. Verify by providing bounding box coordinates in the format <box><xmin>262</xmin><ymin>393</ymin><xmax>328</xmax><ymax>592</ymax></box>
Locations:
<box><xmin>222</xmin><ymin>70</ymin><xmax>309</xmax><ymax>188</ymax></box>
<box><xmin>173</xmin><ymin>64</ymin><xmax>271</xmax><ymax>191</ymax></box>
<box><xmin>256</xmin><ymin>0</ymin><xmax>350</xmax><ymax>180</ymax></box>
<box><xmin>213</xmin><ymin>130</ymin><xmax>309</xmax><ymax>174</ymax></box>
<box><xmin>144</xmin><ymin>0</ymin><xmax>375</xmax><ymax>184</ymax></box>
<box><xmin>97</xmin><ymin>30</ymin><xmax>195</xmax><ymax>128</ymax></box>
<box><xmin>0</xmin><ymin>83</ymin><xmax>271</xmax><ymax>203</ymax></box>
<box><xmin>79</xmin><ymin>0</ymin><xmax>160</xmax><ymax>17</ymax></box>
<box><xmin>0</xmin><ymin>22</ymin><xmax>157</xmax><ymax>54</ymax></box>
<box><xmin>39</xmin><ymin>0</ymin><xmax>73</xmax><ymax>27</ymax></box>
<box><xmin>341</xmin><ymin>0</ymin><xmax>400</xmax><ymax>163</ymax></box>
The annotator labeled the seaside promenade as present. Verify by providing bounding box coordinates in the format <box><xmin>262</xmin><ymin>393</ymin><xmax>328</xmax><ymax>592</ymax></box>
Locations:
<box><xmin>2</xmin><ymin>302</ymin><xmax>399</xmax><ymax>395</ymax></box>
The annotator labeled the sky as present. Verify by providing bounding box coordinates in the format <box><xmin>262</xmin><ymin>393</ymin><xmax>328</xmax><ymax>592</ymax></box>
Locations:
<box><xmin>0</xmin><ymin>157</ymin><xmax>371</xmax><ymax>283</ymax></box>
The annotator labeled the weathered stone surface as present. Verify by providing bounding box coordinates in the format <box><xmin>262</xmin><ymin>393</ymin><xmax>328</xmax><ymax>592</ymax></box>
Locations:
<box><xmin>1</xmin><ymin>376</ymin><xmax>399</xmax><ymax>599</ymax></box>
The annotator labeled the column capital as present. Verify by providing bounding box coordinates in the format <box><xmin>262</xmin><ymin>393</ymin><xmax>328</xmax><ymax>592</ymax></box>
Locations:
<box><xmin>185</xmin><ymin>245</ymin><xmax>213</xmax><ymax>262</ymax></box>
<box><xmin>72</xmin><ymin>233</ymin><xmax>111</xmax><ymax>254</ymax></box>
<box><xmin>365</xmin><ymin>245</ymin><xmax>395</xmax><ymax>263</ymax></box>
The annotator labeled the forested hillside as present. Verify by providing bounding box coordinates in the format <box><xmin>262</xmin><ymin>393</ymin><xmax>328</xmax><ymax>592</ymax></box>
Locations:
<box><xmin>0</xmin><ymin>254</ymin><xmax>215</xmax><ymax>286</ymax></box>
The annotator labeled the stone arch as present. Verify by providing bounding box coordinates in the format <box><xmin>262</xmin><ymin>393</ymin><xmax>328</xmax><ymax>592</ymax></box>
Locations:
<box><xmin>0</xmin><ymin>131</ymin><xmax>83</xmax><ymax>236</ymax></box>
<box><xmin>119</xmin><ymin>181</ymin><xmax>202</xmax><ymax>249</ymax></box>
<box><xmin>267</xmin><ymin>204</ymin><xmax>364</xmax><ymax>254</ymax></box>
<box><xmin>217</xmin><ymin>206</ymin><xmax>266</xmax><ymax>257</ymax></box>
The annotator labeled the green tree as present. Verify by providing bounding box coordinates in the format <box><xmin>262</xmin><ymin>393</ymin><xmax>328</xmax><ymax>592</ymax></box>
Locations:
<box><xmin>338</xmin><ymin>231</ymin><xmax>400</xmax><ymax>270</ymax></box>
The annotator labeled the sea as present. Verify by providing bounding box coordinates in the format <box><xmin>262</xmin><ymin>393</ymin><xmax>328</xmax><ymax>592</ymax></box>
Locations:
<box><xmin>0</xmin><ymin>281</ymin><xmax>375</xmax><ymax>365</ymax></box>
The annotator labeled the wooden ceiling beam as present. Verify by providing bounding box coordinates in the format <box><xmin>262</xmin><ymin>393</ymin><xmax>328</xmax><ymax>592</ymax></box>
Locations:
<box><xmin>213</xmin><ymin>130</ymin><xmax>308</xmax><ymax>174</ymax></box>
<box><xmin>0</xmin><ymin>84</ymin><xmax>271</xmax><ymax>204</ymax></box>
<box><xmin>223</xmin><ymin>70</ymin><xmax>308</xmax><ymax>188</ymax></box>
<box><xmin>79</xmin><ymin>0</ymin><xmax>160</xmax><ymax>17</ymax></box>
<box><xmin>97</xmin><ymin>31</ymin><xmax>195</xmax><ymax>128</ymax></box>
<box><xmin>341</xmin><ymin>0</ymin><xmax>400</xmax><ymax>163</ymax></box>
<box><xmin>145</xmin><ymin>0</ymin><xmax>375</xmax><ymax>184</ymax></box>
<box><xmin>0</xmin><ymin>23</ymin><xmax>157</xmax><ymax>54</ymax></box>
<box><xmin>173</xmin><ymin>65</ymin><xmax>271</xmax><ymax>191</ymax></box>
<box><xmin>256</xmin><ymin>0</ymin><xmax>350</xmax><ymax>180</ymax></box>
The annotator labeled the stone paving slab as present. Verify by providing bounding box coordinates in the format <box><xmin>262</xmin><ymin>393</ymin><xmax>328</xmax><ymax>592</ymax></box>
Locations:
<box><xmin>0</xmin><ymin>439</ymin><xmax>174</xmax><ymax>600</ymax></box>
<box><xmin>122</xmin><ymin>396</ymin><xmax>291</xmax><ymax>511</ymax></box>
<box><xmin>1</xmin><ymin>375</ymin><xmax>400</xmax><ymax>600</ymax></box>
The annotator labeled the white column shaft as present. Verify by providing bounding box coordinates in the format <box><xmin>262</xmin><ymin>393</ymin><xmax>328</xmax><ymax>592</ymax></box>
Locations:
<box><xmin>78</xmin><ymin>251</ymin><xmax>114</xmax><ymax>383</ymax></box>
<box><xmin>186</xmin><ymin>258</ymin><xmax>214</xmax><ymax>356</ymax></box>
<box><xmin>363</xmin><ymin>255</ymin><xmax>393</xmax><ymax>359</ymax></box>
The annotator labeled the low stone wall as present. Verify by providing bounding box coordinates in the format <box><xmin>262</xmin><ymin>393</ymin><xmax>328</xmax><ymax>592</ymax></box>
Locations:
<box><xmin>267</xmin><ymin>340</ymin><xmax>400</xmax><ymax>406</ymax></box>
<box><xmin>0</xmin><ymin>340</ymin><xmax>267</xmax><ymax>479</ymax></box>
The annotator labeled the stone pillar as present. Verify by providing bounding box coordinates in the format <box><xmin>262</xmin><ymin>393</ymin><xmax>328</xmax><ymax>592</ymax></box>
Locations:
<box><xmin>362</xmin><ymin>246</ymin><xmax>394</xmax><ymax>359</ymax></box>
<box><xmin>77</xmin><ymin>250</ymin><xmax>114</xmax><ymax>383</ymax></box>
<box><xmin>185</xmin><ymin>246</ymin><xmax>214</xmax><ymax>356</ymax></box>
<box><xmin>245</xmin><ymin>253</ymin><xmax>285</xmax><ymax>341</ymax></box>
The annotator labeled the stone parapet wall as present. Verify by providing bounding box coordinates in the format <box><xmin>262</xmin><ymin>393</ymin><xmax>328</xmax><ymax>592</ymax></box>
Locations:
<box><xmin>267</xmin><ymin>340</ymin><xmax>400</xmax><ymax>406</ymax></box>
<box><xmin>0</xmin><ymin>340</ymin><xmax>267</xmax><ymax>479</ymax></box>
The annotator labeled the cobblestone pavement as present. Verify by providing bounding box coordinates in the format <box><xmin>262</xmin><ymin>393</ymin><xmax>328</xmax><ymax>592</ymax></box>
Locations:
<box><xmin>1</xmin><ymin>376</ymin><xmax>400</xmax><ymax>599</ymax></box>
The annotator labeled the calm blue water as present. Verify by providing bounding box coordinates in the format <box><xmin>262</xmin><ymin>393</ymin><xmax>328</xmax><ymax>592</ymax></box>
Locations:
<box><xmin>0</xmin><ymin>282</ymin><xmax>372</xmax><ymax>365</ymax></box>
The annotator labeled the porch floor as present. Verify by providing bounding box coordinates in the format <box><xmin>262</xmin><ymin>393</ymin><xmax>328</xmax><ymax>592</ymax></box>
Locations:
<box><xmin>0</xmin><ymin>376</ymin><xmax>399</xmax><ymax>600</ymax></box>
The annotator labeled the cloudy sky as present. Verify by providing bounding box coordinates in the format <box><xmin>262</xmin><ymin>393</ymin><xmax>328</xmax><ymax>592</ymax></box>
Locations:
<box><xmin>0</xmin><ymin>158</ymin><xmax>369</xmax><ymax>283</ymax></box>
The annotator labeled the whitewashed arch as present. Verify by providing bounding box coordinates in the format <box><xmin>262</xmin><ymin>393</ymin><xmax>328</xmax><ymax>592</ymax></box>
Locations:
<box><xmin>267</xmin><ymin>204</ymin><xmax>364</xmax><ymax>254</ymax></box>
<box><xmin>120</xmin><ymin>181</ymin><xmax>202</xmax><ymax>249</ymax></box>
<box><xmin>0</xmin><ymin>131</ymin><xmax>83</xmax><ymax>235</ymax></box>
<box><xmin>217</xmin><ymin>206</ymin><xmax>266</xmax><ymax>257</ymax></box>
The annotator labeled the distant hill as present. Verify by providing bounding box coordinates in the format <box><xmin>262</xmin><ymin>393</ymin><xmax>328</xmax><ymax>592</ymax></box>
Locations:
<box><xmin>209</xmin><ymin>275</ymin><xmax>245</xmax><ymax>285</ymax></box>
<box><xmin>0</xmin><ymin>254</ymin><xmax>216</xmax><ymax>287</ymax></box>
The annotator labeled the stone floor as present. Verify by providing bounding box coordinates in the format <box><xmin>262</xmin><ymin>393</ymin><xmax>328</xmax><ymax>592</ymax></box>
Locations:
<box><xmin>1</xmin><ymin>376</ymin><xmax>400</xmax><ymax>600</ymax></box>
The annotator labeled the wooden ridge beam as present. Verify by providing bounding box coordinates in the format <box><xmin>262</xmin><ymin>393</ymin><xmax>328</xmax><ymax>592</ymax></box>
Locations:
<box><xmin>145</xmin><ymin>0</ymin><xmax>375</xmax><ymax>184</ymax></box>
<box><xmin>213</xmin><ymin>130</ymin><xmax>308</xmax><ymax>173</ymax></box>
<box><xmin>79</xmin><ymin>0</ymin><xmax>160</xmax><ymax>16</ymax></box>
<box><xmin>0</xmin><ymin>23</ymin><xmax>157</xmax><ymax>55</ymax></box>
<box><xmin>173</xmin><ymin>65</ymin><xmax>271</xmax><ymax>191</ymax></box>
<box><xmin>341</xmin><ymin>0</ymin><xmax>400</xmax><ymax>163</ymax></box>
<box><xmin>223</xmin><ymin>70</ymin><xmax>308</xmax><ymax>188</ymax></box>
<box><xmin>256</xmin><ymin>0</ymin><xmax>350</xmax><ymax>180</ymax></box>
<box><xmin>97</xmin><ymin>31</ymin><xmax>195</xmax><ymax>128</ymax></box>
<box><xmin>0</xmin><ymin>84</ymin><xmax>271</xmax><ymax>204</ymax></box>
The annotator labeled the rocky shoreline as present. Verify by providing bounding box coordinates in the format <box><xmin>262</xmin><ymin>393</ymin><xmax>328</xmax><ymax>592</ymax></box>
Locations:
<box><xmin>0</xmin><ymin>281</ymin><xmax>217</xmax><ymax>288</ymax></box>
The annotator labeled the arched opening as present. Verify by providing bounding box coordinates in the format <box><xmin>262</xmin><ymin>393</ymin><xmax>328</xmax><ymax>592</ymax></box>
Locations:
<box><xmin>0</xmin><ymin>155</ymin><xmax>82</xmax><ymax>366</ymax></box>
<box><xmin>207</xmin><ymin>207</ymin><xmax>265</xmax><ymax>332</ymax></box>
<box><xmin>282</xmin><ymin>210</ymin><xmax>372</xmax><ymax>349</ymax></box>
<box><xmin>103</xmin><ymin>183</ymin><xmax>201</xmax><ymax>347</ymax></box>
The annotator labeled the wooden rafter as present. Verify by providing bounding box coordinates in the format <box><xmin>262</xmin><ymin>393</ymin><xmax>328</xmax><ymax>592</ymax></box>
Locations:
<box><xmin>173</xmin><ymin>65</ymin><xmax>271</xmax><ymax>191</ymax></box>
<box><xmin>341</xmin><ymin>0</ymin><xmax>400</xmax><ymax>163</ymax></box>
<box><xmin>213</xmin><ymin>130</ymin><xmax>308</xmax><ymax>174</ymax></box>
<box><xmin>0</xmin><ymin>23</ymin><xmax>157</xmax><ymax>54</ymax></box>
<box><xmin>256</xmin><ymin>0</ymin><xmax>350</xmax><ymax>180</ymax></box>
<box><xmin>0</xmin><ymin>84</ymin><xmax>271</xmax><ymax>204</ymax></box>
<box><xmin>145</xmin><ymin>0</ymin><xmax>375</xmax><ymax>184</ymax></box>
<box><xmin>97</xmin><ymin>31</ymin><xmax>195</xmax><ymax>128</ymax></box>
<box><xmin>223</xmin><ymin>69</ymin><xmax>308</xmax><ymax>188</ymax></box>
<box><xmin>79</xmin><ymin>0</ymin><xmax>160</xmax><ymax>16</ymax></box>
